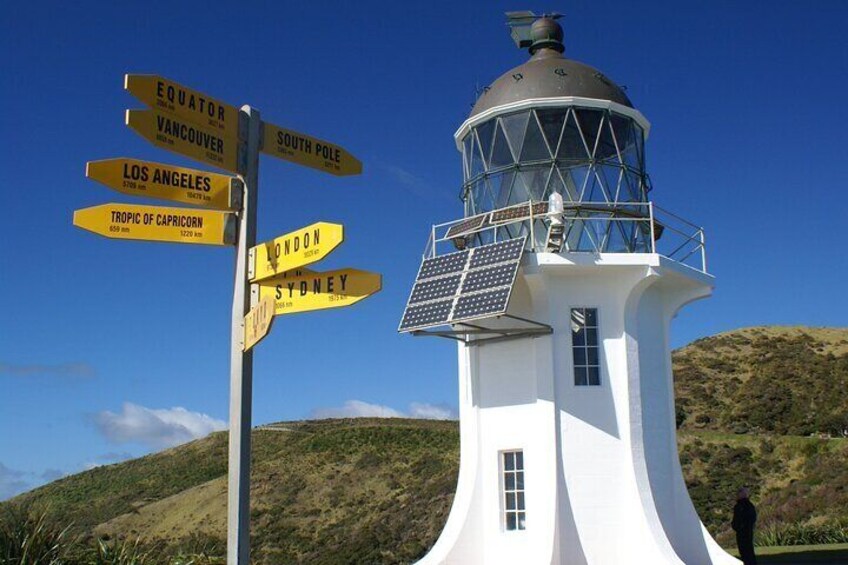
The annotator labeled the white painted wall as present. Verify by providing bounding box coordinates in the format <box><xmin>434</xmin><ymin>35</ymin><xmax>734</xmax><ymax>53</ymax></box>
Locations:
<box><xmin>418</xmin><ymin>253</ymin><xmax>739</xmax><ymax>565</ymax></box>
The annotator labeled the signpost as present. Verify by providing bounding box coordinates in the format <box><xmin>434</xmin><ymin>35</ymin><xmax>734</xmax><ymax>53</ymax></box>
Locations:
<box><xmin>249</xmin><ymin>222</ymin><xmax>344</xmax><ymax>282</ymax></box>
<box><xmin>73</xmin><ymin>203</ymin><xmax>237</xmax><ymax>245</ymax></box>
<box><xmin>262</xmin><ymin>121</ymin><xmax>362</xmax><ymax>176</ymax></box>
<box><xmin>258</xmin><ymin>267</ymin><xmax>382</xmax><ymax>315</ymax></box>
<box><xmin>86</xmin><ymin>158</ymin><xmax>242</xmax><ymax>210</ymax></box>
<box><xmin>125</xmin><ymin>74</ymin><xmax>240</xmax><ymax>137</ymax></box>
<box><xmin>243</xmin><ymin>296</ymin><xmax>275</xmax><ymax>351</ymax></box>
<box><xmin>73</xmin><ymin>74</ymin><xmax>378</xmax><ymax>565</ymax></box>
<box><xmin>126</xmin><ymin>109</ymin><xmax>241</xmax><ymax>173</ymax></box>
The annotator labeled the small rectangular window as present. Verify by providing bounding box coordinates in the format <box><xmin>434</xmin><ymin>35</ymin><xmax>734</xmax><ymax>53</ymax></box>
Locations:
<box><xmin>502</xmin><ymin>450</ymin><xmax>526</xmax><ymax>530</ymax></box>
<box><xmin>571</xmin><ymin>308</ymin><xmax>601</xmax><ymax>386</ymax></box>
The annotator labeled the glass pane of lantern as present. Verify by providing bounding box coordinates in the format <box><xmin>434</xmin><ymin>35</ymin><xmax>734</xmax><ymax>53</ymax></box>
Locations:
<box><xmin>490</xmin><ymin>121</ymin><xmax>514</xmax><ymax>169</ymax></box>
<box><xmin>598</xmin><ymin>165</ymin><xmax>621</xmax><ymax>202</ymax></box>
<box><xmin>501</xmin><ymin>111</ymin><xmax>530</xmax><ymax>162</ymax></box>
<box><xmin>559</xmin><ymin>109</ymin><xmax>587</xmax><ymax>161</ymax></box>
<box><xmin>475</xmin><ymin>120</ymin><xmax>496</xmax><ymax>168</ymax></box>
<box><xmin>596</xmin><ymin>115</ymin><xmax>618</xmax><ymax>161</ymax></box>
<box><xmin>609</xmin><ymin>114</ymin><xmax>632</xmax><ymax>158</ymax></box>
<box><xmin>494</xmin><ymin>170</ymin><xmax>517</xmax><ymax>209</ymax></box>
<box><xmin>574</xmin><ymin>109</ymin><xmax>603</xmax><ymax>158</ymax></box>
<box><xmin>536</xmin><ymin>108</ymin><xmax>566</xmax><ymax>156</ymax></box>
<box><xmin>508</xmin><ymin>172</ymin><xmax>531</xmax><ymax>205</ymax></box>
<box><xmin>520</xmin><ymin>112</ymin><xmax>552</xmax><ymax>161</ymax></box>
<box><xmin>471</xmin><ymin>178</ymin><xmax>495</xmax><ymax>211</ymax></box>
<box><xmin>546</xmin><ymin>168</ymin><xmax>567</xmax><ymax>203</ymax></box>
<box><xmin>562</xmin><ymin>165</ymin><xmax>590</xmax><ymax>201</ymax></box>
<box><xmin>469</xmin><ymin>134</ymin><xmax>485</xmax><ymax>179</ymax></box>
<box><xmin>564</xmin><ymin>219</ymin><xmax>583</xmax><ymax>251</ymax></box>
<box><xmin>633</xmin><ymin>124</ymin><xmax>645</xmax><ymax>169</ymax></box>
<box><xmin>462</xmin><ymin>135</ymin><xmax>472</xmax><ymax>178</ymax></box>
<box><xmin>516</xmin><ymin>167</ymin><xmax>550</xmax><ymax>201</ymax></box>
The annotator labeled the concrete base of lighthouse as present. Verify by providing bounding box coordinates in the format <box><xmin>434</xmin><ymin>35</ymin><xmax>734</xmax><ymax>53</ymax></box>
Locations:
<box><xmin>418</xmin><ymin>253</ymin><xmax>739</xmax><ymax>565</ymax></box>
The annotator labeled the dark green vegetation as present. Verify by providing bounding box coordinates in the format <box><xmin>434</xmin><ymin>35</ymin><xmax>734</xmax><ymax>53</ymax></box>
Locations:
<box><xmin>2</xmin><ymin>326</ymin><xmax>847</xmax><ymax>564</ymax></box>
<box><xmin>674</xmin><ymin>327</ymin><xmax>848</xmax><ymax>437</ymax></box>
<box><xmin>674</xmin><ymin>327</ymin><xmax>848</xmax><ymax>547</ymax></box>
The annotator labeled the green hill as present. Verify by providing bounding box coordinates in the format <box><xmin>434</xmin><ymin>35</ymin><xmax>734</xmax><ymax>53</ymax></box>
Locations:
<box><xmin>3</xmin><ymin>326</ymin><xmax>847</xmax><ymax>563</ymax></box>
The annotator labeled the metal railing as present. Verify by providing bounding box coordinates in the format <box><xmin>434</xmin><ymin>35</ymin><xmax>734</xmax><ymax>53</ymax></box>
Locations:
<box><xmin>423</xmin><ymin>200</ymin><xmax>707</xmax><ymax>273</ymax></box>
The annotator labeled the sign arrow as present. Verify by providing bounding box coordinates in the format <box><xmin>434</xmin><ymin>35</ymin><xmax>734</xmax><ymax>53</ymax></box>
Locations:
<box><xmin>126</xmin><ymin>109</ymin><xmax>242</xmax><ymax>174</ymax></box>
<box><xmin>73</xmin><ymin>202</ymin><xmax>237</xmax><ymax>246</ymax></box>
<box><xmin>249</xmin><ymin>222</ymin><xmax>344</xmax><ymax>282</ymax></box>
<box><xmin>243</xmin><ymin>296</ymin><xmax>275</xmax><ymax>351</ymax></box>
<box><xmin>261</xmin><ymin>121</ymin><xmax>361</xmax><ymax>176</ymax></box>
<box><xmin>125</xmin><ymin>74</ymin><xmax>240</xmax><ymax>138</ymax></box>
<box><xmin>257</xmin><ymin>267</ymin><xmax>382</xmax><ymax>316</ymax></box>
<box><xmin>86</xmin><ymin>158</ymin><xmax>242</xmax><ymax>210</ymax></box>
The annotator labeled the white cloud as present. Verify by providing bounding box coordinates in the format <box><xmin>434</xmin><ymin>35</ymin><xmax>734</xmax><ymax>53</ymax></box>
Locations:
<box><xmin>409</xmin><ymin>402</ymin><xmax>457</xmax><ymax>420</ymax></box>
<box><xmin>311</xmin><ymin>400</ymin><xmax>404</xmax><ymax>419</ymax></box>
<box><xmin>93</xmin><ymin>402</ymin><xmax>226</xmax><ymax>449</ymax></box>
<box><xmin>311</xmin><ymin>400</ymin><xmax>457</xmax><ymax>421</ymax></box>
<box><xmin>0</xmin><ymin>462</ymin><xmax>30</xmax><ymax>501</ymax></box>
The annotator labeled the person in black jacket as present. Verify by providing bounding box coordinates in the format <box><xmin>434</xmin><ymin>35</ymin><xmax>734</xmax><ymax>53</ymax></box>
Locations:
<box><xmin>732</xmin><ymin>487</ymin><xmax>757</xmax><ymax>565</ymax></box>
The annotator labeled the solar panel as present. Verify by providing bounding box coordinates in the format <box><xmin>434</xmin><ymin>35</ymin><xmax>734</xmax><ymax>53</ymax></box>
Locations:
<box><xmin>399</xmin><ymin>235</ymin><xmax>527</xmax><ymax>332</ymax></box>
<box><xmin>399</xmin><ymin>299</ymin><xmax>454</xmax><ymax>331</ymax></box>
<box><xmin>490</xmin><ymin>201</ymin><xmax>548</xmax><ymax>223</ymax></box>
<box><xmin>418</xmin><ymin>249</ymin><xmax>469</xmax><ymax>279</ymax></box>
<box><xmin>452</xmin><ymin>287</ymin><xmax>512</xmax><ymax>322</ymax></box>
<box><xmin>461</xmin><ymin>263</ymin><xmax>516</xmax><ymax>294</ymax></box>
<box><xmin>445</xmin><ymin>214</ymin><xmax>488</xmax><ymax>239</ymax></box>
<box><xmin>410</xmin><ymin>274</ymin><xmax>462</xmax><ymax>303</ymax></box>
<box><xmin>469</xmin><ymin>237</ymin><xmax>525</xmax><ymax>269</ymax></box>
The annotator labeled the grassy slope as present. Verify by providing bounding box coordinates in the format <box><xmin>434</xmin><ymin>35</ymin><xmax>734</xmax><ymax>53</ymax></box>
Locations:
<box><xmin>17</xmin><ymin>419</ymin><xmax>458</xmax><ymax>564</ymax></box>
<box><xmin>5</xmin><ymin>327</ymin><xmax>848</xmax><ymax>563</ymax></box>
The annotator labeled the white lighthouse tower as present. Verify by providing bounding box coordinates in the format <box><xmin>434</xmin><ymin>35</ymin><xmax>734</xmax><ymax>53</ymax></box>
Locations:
<box><xmin>399</xmin><ymin>12</ymin><xmax>739</xmax><ymax>565</ymax></box>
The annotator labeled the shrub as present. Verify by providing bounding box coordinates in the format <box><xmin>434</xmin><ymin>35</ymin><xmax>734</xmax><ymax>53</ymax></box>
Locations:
<box><xmin>0</xmin><ymin>504</ymin><xmax>72</xmax><ymax>565</ymax></box>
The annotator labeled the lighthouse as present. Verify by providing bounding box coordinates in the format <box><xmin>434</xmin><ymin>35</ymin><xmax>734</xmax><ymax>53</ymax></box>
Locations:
<box><xmin>399</xmin><ymin>12</ymin><xmax>738</xmax><ymax>565</ymax></box>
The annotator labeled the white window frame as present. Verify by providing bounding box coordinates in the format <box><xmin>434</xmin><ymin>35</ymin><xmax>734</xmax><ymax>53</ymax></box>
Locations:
<box><xmin>570</xmin><ymin>307</ymin><xmax>601</xmax><ymax>386</ymax></box>
<box><xmin>500</xmin><ymin>449</ymin><xmax>526</xmax><ymax>531</ymax></box>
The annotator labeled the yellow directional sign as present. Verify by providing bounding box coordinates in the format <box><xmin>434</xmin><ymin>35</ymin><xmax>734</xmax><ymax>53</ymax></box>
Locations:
<box><xmin>125</xmin><ymin>74</ymin><xmax>240</xmax><ymax>138</ymax></box>
<box><xmin>250</xmin><ymin>222</ymin><xmax>344</xmax><ymax>282</ymax></box>
<box><xmin>126</xmin><ymin>109</ymin><xmax>241</xmax><ymax>174</ymax></box>
<box><xmin>257</xmin><ymin>268</ymin><xmax>382</xmax><ymax>316</ymax></box>
<box><xmin>243</xmin><ymin>296</ymin><xmax>275</xmax><ymax>351</ymax></box>
<box><xmin>73</xmin><ymin>203</ymin><xmax>237</xmax><ymax>246</ymax></box>
<box><xmin>261</xmin><ymin>122</ymin><xmax>362</xmax><ymax>176</ymax></box>
<box><xmin>86</xmin><ymin>158</ymin><xmax>242</xmax><ymax>210</ymax></box>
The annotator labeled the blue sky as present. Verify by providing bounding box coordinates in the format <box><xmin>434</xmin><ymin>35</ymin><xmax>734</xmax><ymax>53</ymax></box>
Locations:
<box><xmin>1</xmin><ymin>1</ymin><xmax>846</xmax><ymax>499</ymax></box>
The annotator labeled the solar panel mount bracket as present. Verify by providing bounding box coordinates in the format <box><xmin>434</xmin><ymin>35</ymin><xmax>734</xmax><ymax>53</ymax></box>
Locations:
<box><xmin>409</xmin><ymin>314</ymin><xmax>552</xmax><ymax>347</ymax></box>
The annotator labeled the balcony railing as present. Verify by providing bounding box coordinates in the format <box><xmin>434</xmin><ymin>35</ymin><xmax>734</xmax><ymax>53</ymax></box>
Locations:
<box><xmin>423</xmin><ymin>200</ymin><xmax>707</xmax><ymax>273</ymax></box>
